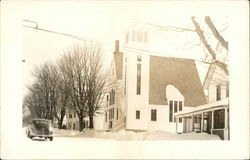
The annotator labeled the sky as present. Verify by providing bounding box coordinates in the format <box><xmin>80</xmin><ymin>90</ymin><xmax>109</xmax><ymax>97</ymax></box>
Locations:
<box><xmin>17</xmin><ymin>0</ymin><xmax>229</xmax><ymax>94</ymax></box>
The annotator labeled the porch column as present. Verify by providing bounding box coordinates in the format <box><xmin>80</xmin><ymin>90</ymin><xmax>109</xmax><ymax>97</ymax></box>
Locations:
<box><xmin>224</xmin><ymin>108</ymin><xmax>228</xmax><ymax>129</ymax></box>
<box><xmin>176</xmin><ymin>117</ymin><xmax>178</xmax><ymax>133</ymax></box>
<box><xmin>191</xmin><ymin>115</ymin><xmax>194</xmax><ymax>131</ymax></box>
<box><xmin>224</xmin><ymin>107</ymin><xmax>229</xmax><ymax>140</ymax></box>
<box><xmin>201</xmin><ymin>113</ymin><xmax>204</xmax><ymax>132</ymax></box>
<box><xmin>211</xmin><ymin>110</ymin><xmax>214</xmax><ymax>134</ymax></box>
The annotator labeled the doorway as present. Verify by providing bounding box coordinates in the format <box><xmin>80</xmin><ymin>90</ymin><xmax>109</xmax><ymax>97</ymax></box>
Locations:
<box><xmin>203</xmin><ymin>112</ymin><xmax>211</xmax><ymax>133</ymax></box>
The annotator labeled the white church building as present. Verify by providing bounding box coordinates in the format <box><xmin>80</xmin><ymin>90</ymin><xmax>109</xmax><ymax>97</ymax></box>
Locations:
<box><xmin>111</xmin><ymin>23</ymin><xmax>208</xmax><ymax>133</ymax></box>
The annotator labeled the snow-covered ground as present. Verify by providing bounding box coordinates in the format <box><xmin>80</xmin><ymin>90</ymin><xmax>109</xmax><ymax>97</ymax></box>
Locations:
<box><xmin>1</xmin><ymin>128</ymin><xmax>221</xmax><ymax>159</ymax></box>
<box><xmin>24</xmin><ymin>128</ymin><xmax>221</xmax><ymax>141</ymax></box>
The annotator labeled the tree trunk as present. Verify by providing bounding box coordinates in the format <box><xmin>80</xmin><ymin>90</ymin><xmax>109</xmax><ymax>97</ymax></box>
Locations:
<box><xmin>58</xmin><ymin>120</ymin><xmax>63</xmax><ymax>129</ymax></box>
<box><xmin>57</xmin><ymin>108</ymin><xmax>65</xmax><ymax>129</ymax></box>
<box><xmin>89</xmin><ymin>114</ymin><xmax>94</xmax><ymax>129</ymax></box>
<box><xmin>79</xmin><ymin>118</ymin><xmax>84</xmax><ymax>132</ymax></box>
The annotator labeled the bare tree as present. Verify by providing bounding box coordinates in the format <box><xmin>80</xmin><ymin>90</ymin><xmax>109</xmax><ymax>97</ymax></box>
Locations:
<box><xmin>58</xmin><ymin>42</ymin><xmax>109</xmax><ymax>131</ymax></box>
<box><xmin>56</xmin><ymin>61</ymin><xmax>72</xmax><ymax>129</ymax></box>
<box><xmin>84</xmin><ymin>43</ymin><xmax>110</xmax><ymax>129</ymax></box>
<box><xmin>28</xmin><ymin>63</ymin><xmax>60</xmax><ymax>121</ymax></box>
<box><xmin>58</xmin><ymin>44</ymin><xmax>89</xmax><ymax>131</ymax></box>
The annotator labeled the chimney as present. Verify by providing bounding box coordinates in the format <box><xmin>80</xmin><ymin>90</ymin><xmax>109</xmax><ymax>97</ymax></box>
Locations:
<box><xmin>115</xmin><ymin>40</ymin><xmax>119</xmax><ymax>52</ymax></box>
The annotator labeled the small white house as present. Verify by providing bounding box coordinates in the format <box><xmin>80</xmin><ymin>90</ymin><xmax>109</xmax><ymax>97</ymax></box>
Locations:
<box><xmin>175</xmin><ymin>61</ymin><xmax>229</xmax><ymax>140</ymax></box>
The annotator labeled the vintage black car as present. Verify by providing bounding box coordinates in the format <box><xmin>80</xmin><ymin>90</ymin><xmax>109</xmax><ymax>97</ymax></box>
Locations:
<box><xmin>26</xmin><ymin>119</ymin><xmax>54</xmax><ymax>141</ymax></box>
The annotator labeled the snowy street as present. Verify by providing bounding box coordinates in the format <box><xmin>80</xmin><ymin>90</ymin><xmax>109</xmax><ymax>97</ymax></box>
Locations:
<box><xmin>1</xmin><ymin>127</ymin><xmax>225</xmax><ymax>159</ymax></box>
<box><xmin>23</xmin><ymin>128</ymin><xmax>221</xmax><ymax>141</ymax></box>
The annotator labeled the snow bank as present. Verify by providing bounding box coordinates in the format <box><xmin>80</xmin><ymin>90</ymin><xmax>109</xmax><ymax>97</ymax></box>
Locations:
<box><xmin>25</xmin><ymin>128</ymin><xmax>221</xmax><ymax>140</ymax></box>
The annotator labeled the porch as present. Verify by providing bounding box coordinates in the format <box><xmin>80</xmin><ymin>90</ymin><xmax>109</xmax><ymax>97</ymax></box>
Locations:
<box><xmin>175</xmin><ymin>98</ymin><xmax>229</xmax><ymax>140</ymax></box>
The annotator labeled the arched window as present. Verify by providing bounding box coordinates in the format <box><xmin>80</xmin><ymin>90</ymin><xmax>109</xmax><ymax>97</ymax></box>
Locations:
<box><xmin>126</xmin><ymin>30</ymin><xmax>148</xmax><ymax>43</ymax></box>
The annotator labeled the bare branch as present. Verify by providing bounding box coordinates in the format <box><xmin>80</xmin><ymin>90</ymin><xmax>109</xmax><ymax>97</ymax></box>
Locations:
<box><xmin>191</xmin><ymin>17</ymin><xmax>217</xmax><ymax>60</ymax></box>
<box><xmin>191</xmin><ymin>17</ymin><xmax>229</xmax><ymax>75</ymax></box>
<box><xmin>205</xmin><ymin>16</ymin><xmax>228</xmax><ymax>50</ymax></box>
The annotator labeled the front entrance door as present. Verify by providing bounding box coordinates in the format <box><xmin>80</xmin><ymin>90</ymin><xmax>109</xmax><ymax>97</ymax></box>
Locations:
<box><xmin>183</xmin><ymin>116</ymin><xmax>192</xmax><ymax>132</ymax></box>
<box><xmin>203</xmin><ymin>112</ymin><xmax>211</xmax><ymax>133</ymax></box>
<box><xmin>109</xmin><ymin>121</ymin><xmax>112</xmax><ymax>129</ymax></box>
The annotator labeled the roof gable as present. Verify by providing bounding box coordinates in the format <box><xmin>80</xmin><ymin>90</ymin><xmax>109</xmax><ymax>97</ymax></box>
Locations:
<box><xmin>149</xmin><ymin>56</ymin><xmax>207</xmax><ymax>107</ymax></box>
<box><xmin>203</xmin><ymin>63</ymin><xmax>229</xmax><ymax>90</ymax></box>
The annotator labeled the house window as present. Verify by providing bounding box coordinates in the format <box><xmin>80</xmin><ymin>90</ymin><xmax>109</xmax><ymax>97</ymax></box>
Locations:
<box><xmin>109</xmin><ymin>109</ymin><xmax>111</xmax><ymax>119</ymax></box>
<box><xmin>214</xmin><ymin>109</ymin><xmax>225</xmax><ymax>129</ymax></box>
<box><xmin>110</xmin><ymin>108</ymin><xmax>113</xmax><ymax>119</ymax></box>
<box><xmin>151</xmin><ymin>109</ymin><xmax>157</xmax><ymax>121</ymax></box>
<box><xmin>112</xmin><ymin>108</ymin><xmax>114</xmax><ymax>119</ymax></box>
<box><xmin>74</xmin><ymin>111</ymin><xmax>76</xmax><ymax>118</ymax></box>
<box><xmin>136</xmin><ymin>56</ymin><xmax>142</xmax><ymax>95</ymax></box>
<box><xmin>69</xmin><ymin>113</ymin><xmax>72</xmax><ymax>118</ymax></box>
<box><xmin>113</xmin><ymin>90</ymin><xmax>115</xmax><ymax>104</ymax></box>
<box><xmin>110</xmin><ymin>89</ymin><xmax>115</xmax><ymax>105</ymax></box>
<box><xmin>73</xmin><ymin>123</ymin><xmax>75</xmax><ymax>130</ymax></box>
<box><xmin>136</xmin><ymin>110</ymin><xmax>140</xmax><ymax>119</ymax></box>
<box><xmin>174</xmin><ymin>101</ymin><xmax>178</xmax><ymax>113</ymax></box>
<box><xmin>116</xmin><ymin>108</ymin><xmax>119</xmax><ymax>120</ymax></box>
<box><xmin>136</xmin><ymin>64</ymin><xmax>141</xmax><ymax>95</ymax></box>
<box><xmin>179</xmin><ymin>101</ymin><xmax>183</xmax><ymax>111</ymax></box>
<box><xmin>107</xmin><ymin>95</ymin><xmax>109</xmax><ymax>101</ymax></box>
<box><xmin>169</xmin><ymin>101</ymin><xmax>173</xmax><ymax>122</ymax></box>
<box><xmin>194</xmin><ymin>117</ymin><xmax>198</xmax><ymax>123</ymax></box>
<box><xmin>216</xmin><ymin>85</ymin><xmax>221</xmax><ymax>101</ymax></box>
<box><xmin>109</xmin><ymin>121</ymin><xmax>112</xmax><ymax>129</ymax></box>
<box><xmin>105</xmin><ymin>112</ymin><xmax>107</xmax><ymax>122</ymax></box>
<box><xmin>113</xmin><ymin>91</ymin><xmax>115</xmax><ymax>104</ymax></box>
<box><xmin>179</xmin><ymin>118</ymin><xmax>182</xmax><ymax>123</ymax></box>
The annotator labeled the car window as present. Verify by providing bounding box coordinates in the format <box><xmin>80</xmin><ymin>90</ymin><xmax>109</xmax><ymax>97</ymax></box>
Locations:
<box><xmin>32</xmin><ymin>120</ymin><xmax>49</xmax><ymax>127</ymax></box>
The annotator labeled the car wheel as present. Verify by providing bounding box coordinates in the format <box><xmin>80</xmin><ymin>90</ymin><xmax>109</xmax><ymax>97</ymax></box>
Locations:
<box><xmin>27</xmin><ymin>131</ymin><xmax>30</xmax><ymax>138</ymax></box>
<box><xmin>49</xmin><ymin>137</ymin><xmax>53</xmax><ymax>141</ymax></box>
<box><xmin>27</xmin><ymin>131</ymin><xmax>33</xmax><ymax>139</ymax></box>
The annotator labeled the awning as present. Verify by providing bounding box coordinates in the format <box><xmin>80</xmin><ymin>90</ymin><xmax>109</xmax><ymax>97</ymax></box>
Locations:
<box><xmin>174</xmin><ymin>98</ymin><xmax>229</xmax><ymax>117</ymax></box>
